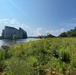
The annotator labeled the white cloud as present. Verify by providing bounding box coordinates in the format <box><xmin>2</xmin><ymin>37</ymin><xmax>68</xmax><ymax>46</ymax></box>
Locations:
<box><xmin>0</xmin><ymin>19</ymin><xmax>28</xmax><ymax>36</ymax></box>
<box><xmin>0</xmin><ymin>19</ymin><xmax>20</xmax><ymax>28</ymax></box>
<box><xmin>20</xmin><ymin>24</ymin><xmax>34</xmax><ymax>36</ymax></box>
<box><xmin>0</xmin><ymin>18</ymin><xmax>43</xmax><ymax>36</ymax></box>
<box><xmin>46</xmin><ymin>28</ymin><xmax>64</xmax><ymax>36</ymax></box>
<box><xmin>20</xmin><ymin>23</ymin><xmax>43</xmax><ymax>36</ymax></box>
<box><xmin>33</xmin><ymin>27</ymin><xmax>43</xmax><ymax>36</ymax></box>
<box><xmin>0</xmin><ymin>18</ymin><xmax>65</xmax><ymax>37</ymax></box>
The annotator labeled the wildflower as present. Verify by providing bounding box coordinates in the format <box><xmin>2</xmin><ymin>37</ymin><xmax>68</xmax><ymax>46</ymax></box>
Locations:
<box><xmin>52</xmin><ymin>71</ymin><xmax>55</xmax><ymax>74</ymax></box>
<box><xmin>17</xmin><ymin>45</ymin><xmax>21</xmax><ymax>48</ymax></box>
<box><xmin>14</xmin><ymin>45</ymin><xmax>21</xmax><ymax>50</ymax></box>
<box><xmin>54</xmin><ymin>68</ymin><xmax>56</xmax><ymax>71</ymax></box>
<box><xmin>28</xmin><ymin>45</ymin><xmax>31</xmax><ymax>48</ymax></box>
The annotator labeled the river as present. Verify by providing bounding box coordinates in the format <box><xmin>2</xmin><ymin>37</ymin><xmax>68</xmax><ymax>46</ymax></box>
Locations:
<box><xmin>0</xmin><ymin>38</ymin><xmax>39</xmax><ymax>47</ymax></box>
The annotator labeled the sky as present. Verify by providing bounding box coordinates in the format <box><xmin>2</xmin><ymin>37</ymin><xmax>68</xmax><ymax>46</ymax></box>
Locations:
<box><xmin>0</xmin><ymin>0</ymin><xmax>76</xmax><ymax>36</ymax></box>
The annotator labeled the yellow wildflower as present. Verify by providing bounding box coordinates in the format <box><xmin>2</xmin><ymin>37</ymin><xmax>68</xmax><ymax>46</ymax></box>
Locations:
<box><xmin>28</xmin><ymin>45</ymin><xmax>31</xmax><ymax>48</ymax></box>
<box><xmin>52</xmin><ymin>71</ymin><xmax>55</xmax><ymax>74</ymax></box>
<box><xmin>17</xmin><ymin>45</ymin><xmax>21</xmax><ymax>48</ymax></box>
<box><xmin>14</xmin><ymin>45</ymin><xmax>21</xmax><ymax>49</ymax></box>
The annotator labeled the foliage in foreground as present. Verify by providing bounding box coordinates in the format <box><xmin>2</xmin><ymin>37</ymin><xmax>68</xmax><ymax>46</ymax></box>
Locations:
<box><xmin>0</xmin><ymin>38</ymin><xmax>76</xmax><ymax>75</ymax></box>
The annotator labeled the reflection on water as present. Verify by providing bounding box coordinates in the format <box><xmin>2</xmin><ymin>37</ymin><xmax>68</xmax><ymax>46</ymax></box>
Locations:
<box><xmin>0</xmin><ymin>38</ymin><xmax>39</xmax><ymax>47</ymax></box>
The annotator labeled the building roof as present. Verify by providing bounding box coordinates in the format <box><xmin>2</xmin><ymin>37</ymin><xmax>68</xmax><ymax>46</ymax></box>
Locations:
<box><xmin>5</xmin><ymin>26</ymin><xmax>19</xmax><ymax>31</ymax></box>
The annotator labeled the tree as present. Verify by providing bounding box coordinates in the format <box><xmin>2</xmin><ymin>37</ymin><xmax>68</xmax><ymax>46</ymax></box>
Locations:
<box><xmin>46</xmin><ymin>33</ymin><xmax>55</xmax><ymax>38</ymax></box>
<box><xmin>59</xmin><ymin>32</ymin><xmax>67</xmax><ymax>37</ymax></box>
<box><xmin>59</xmin><ymin>27</ymin><xmax>76</xmax><ymax>37</ymax></box>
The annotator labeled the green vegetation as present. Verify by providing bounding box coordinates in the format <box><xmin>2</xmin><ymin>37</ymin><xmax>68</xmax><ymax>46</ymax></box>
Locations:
<box><xmin>45</xmin><ymin>33</ymin><xmax>55</xmax><ymax>38</ymax></box>
<box><xmin>13</xmin><ymin>34</ymin><xmax>16</xmax><ymax>42</ymax></box>
<box><xmin>59</xmin><ymin>27</ymin><xmax>76</xmax><ymax>37</ymax></box>
<box><xmin>0</xmin><ymin>38</ymin><xmax>76</xmax><ymax>75</ymax></box>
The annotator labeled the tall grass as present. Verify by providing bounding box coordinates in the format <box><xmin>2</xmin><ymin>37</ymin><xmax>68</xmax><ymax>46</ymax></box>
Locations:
<box><xmin>0</xmin><ymin>38</ymin><xmax>76</xmax><ymax>75</ymax></box>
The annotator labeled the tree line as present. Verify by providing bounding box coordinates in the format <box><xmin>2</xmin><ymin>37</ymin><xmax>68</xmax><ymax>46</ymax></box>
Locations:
<box><xmin>45</xmin><ymin>27</ymin><xmax>76</xmax><ymax>38</ymax></box>
<box><xmin>59</xmin><ymin>27</ymin><xmax>76</xmax><ymax>37</ymax></box>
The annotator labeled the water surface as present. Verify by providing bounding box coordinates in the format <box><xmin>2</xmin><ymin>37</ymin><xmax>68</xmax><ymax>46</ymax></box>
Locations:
<box><xmin>0</xmin><ymin>38</ymin><xmax>39</xmax><ymax>47</ymax></box>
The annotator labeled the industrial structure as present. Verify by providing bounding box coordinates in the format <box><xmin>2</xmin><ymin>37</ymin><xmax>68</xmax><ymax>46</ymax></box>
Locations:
<box><xmin>2</xmin><ymin>26</ymin><xmax>27</xmax><ymax>39</ymax></box>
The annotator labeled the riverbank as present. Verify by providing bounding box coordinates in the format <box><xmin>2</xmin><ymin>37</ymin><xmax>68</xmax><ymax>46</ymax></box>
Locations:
<box><xmin>0</xmin><ymin>38</ymin><xmax>76</xmax><ymax>75</ymax></box>
<box><xmin>0</xmin><ymin>38</ymin><xmax>40</xmax><ymax>47</ymax></box>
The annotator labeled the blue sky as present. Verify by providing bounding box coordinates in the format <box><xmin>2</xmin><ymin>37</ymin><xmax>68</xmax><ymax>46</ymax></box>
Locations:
<box><xmin>0</xmin><ymin>0</ymin><xmax>76</xmax><ymax>36</ymax></box>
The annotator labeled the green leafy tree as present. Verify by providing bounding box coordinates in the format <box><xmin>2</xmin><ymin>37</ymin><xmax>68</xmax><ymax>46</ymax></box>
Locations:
<box><xmin>46</xmin><ymin>33</ymin><xmax>55</xmax><ymax>38</ymax></box>
<box><xmin>59</xmin><ymin>32</ymin><xmax>67</xmax><ymax>37</ymax></box>
<box><xmin>59</xmin><ymin>27</ymin><xmax>76</xmax><ymax>37</ymax></box>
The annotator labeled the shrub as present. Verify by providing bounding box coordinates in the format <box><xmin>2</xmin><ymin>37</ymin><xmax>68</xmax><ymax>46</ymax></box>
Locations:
<box><xmin>0</xmin><ymin>49</ymin><xmax>5</xmax><ymax>61</ymax></box>
<box><xmin>4</xmin><ymin>57</ymin><xmax>31</xmax><ymax>75</ymax></box>
<box><xmin>71</xmin><ymin>53</ymin><xmax>76</xmax><ymax>68</ymax></box>
<box><xmin>1</xmin><ymin>45</ymin><xmax>10</xmax><ymax>50</ymax></box>
<box><xmin>59</xmin><ymin>48</ymin><xmax>70</xmax><ymax>63</ymax></box>
<box><xmin>51</xmin><ymin>44</ymin><xmax>59</xmax><ymax>58</ymax></box>
<box><xmin>0</xmin><ymin>49</ymin><xmax>6</xmax><ymax>72</ymax></box>
<box><xmin>4</xmin><ymin>56</ymin><xmax>38</xmax><ymax>75</ymax></box>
